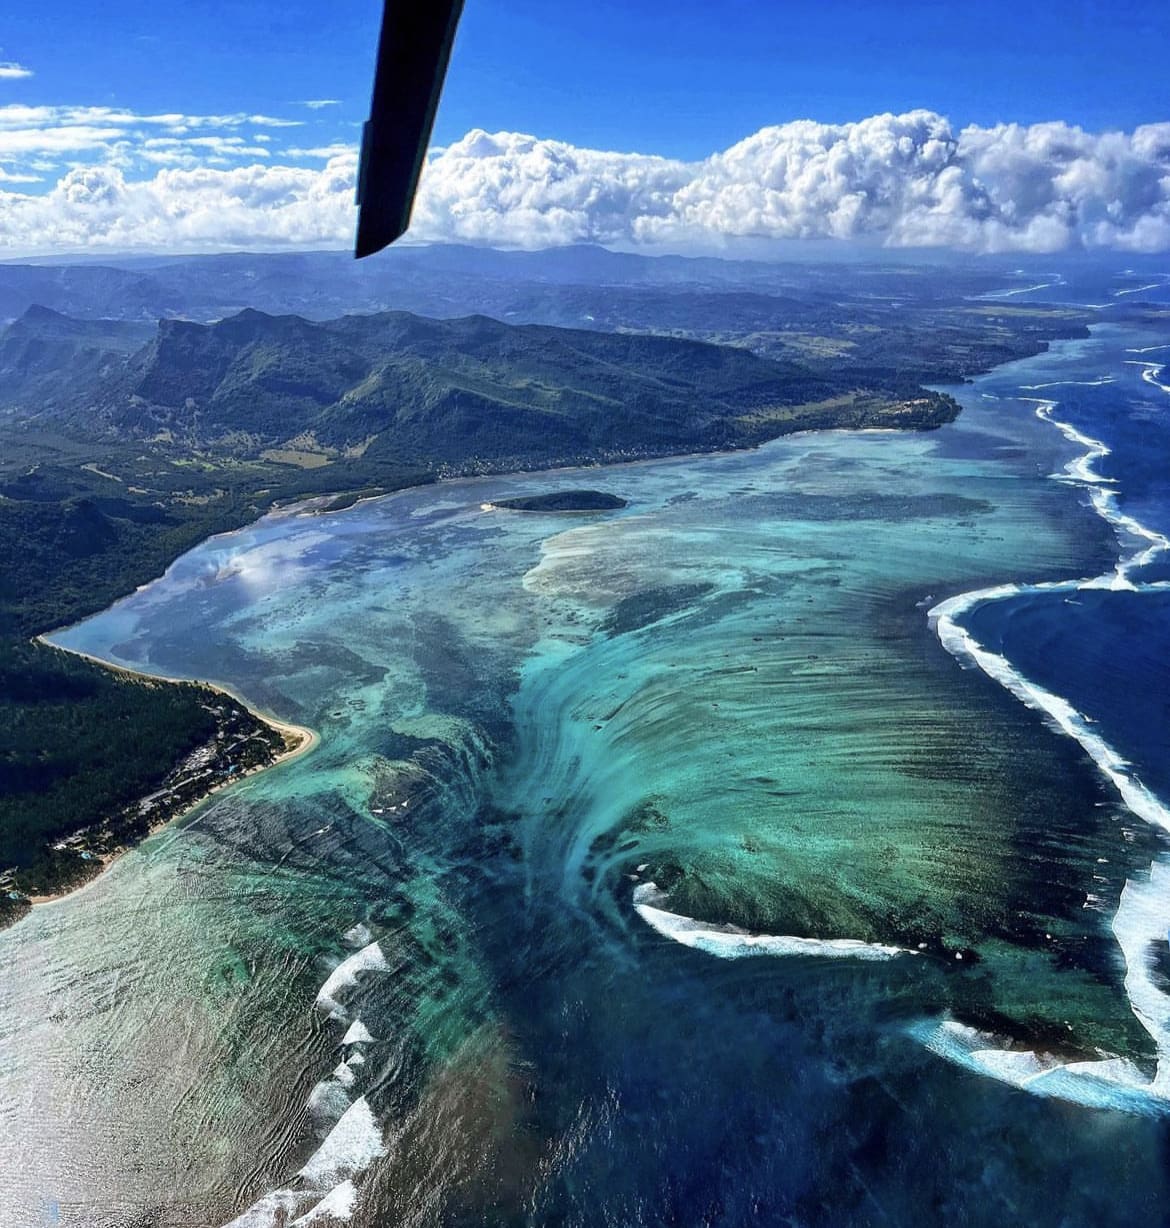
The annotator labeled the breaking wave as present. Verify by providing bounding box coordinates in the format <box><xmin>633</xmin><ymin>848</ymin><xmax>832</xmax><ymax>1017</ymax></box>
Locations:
<box><xmin>632</xmin><ymin>882</ymin><xmax>910</xmax><ymax>961</ymax></box>
<box><xmin>923</xmin><ymin>384</ymin><xmax>1170</xmax><ymax>1115</ymax></box>
<box><xmin>221</xmin><ymin>928</ymin><xmax>392</xmax><ymax>1225</ymax></box>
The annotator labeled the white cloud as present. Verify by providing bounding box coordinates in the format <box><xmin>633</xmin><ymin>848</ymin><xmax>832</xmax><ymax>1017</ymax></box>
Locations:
<box><xmin>0</xmin><ymin>62</ymin><xmax>33</xmax><ymax>80</ymax></box>
<box><xmin>285</xmin><ymin>143</ymin><xmax>358</xmax><ymax>160</ymax></box>
<box><xmin>0</xmin><ymin>125</ymin><xmax>125</xmax><ymax>158</ymax></box>
<box><xmin>0</xmin><ymin>105</ymin><xmax>302</xmax><ymax>132</ymax></box>
<box><xmin>0</xmin><ymin>104</ymin><xmax>308</xmax><ymax>175</ymax></box>
<box><xmin>410</xmin><ymin>129</ymin><xmax>690</xmax><ymax>248</ymax></box>
<box><xmin>0</xmin><ymin>111</ymin><xmax>1168</xmax><ymax>254</ymax></box>
<box><xmin>405</xmin><ymin>117</ymin><xmax>1170</xmax><ymax>254</ymax></box>
<box><xmin>300</xmin><ymin>99</ymin><xmax>340</xmax><ymax>110</ymax></box>
<box><xmin>246</xmin><ymin>114</ymin><xmax>304</xmax><ymax>128</ymax></box>
<box><xmin>0</xmin><ymin>155</ymin><xmax>359</xmax><ymax>252</ymax></box>
<box><xmin>139</xmin><ymin>135</ymin><xmax>273</xmax><ymax>166</ymax></box>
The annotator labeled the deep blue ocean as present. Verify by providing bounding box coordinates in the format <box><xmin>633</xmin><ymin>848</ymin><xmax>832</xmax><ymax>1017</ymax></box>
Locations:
<box><xmin>6</xmin><ymin>266</ymin><xmax>1170</xmax><ymax>1226</ymax></box>
<box><xmin>963</xmin><ymin>277</ymin><xmax>1170</xmax><ymax>811</ymax></box>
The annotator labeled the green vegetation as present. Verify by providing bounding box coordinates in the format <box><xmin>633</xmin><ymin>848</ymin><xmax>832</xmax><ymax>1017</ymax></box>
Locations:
<box><xmin>0</xmin><ymin>639</ymin><xmax>288</xmax><ymax>924</ymax></box>
<box><xmin>71</xmin><ymin>307</ymin><xmax>961</xmax><ymax>469</ymax></box>
<box><xmin>0</xmin><ymin>305</ymin><xmax>153</xmax><ymax>414</ymax></box>
<box><xmin>0</xmin><ymin>640</ymin><xmax>216</xmax><ymax>867</ymax></box>
<box><xmin>0</xmin><ymin>256</ymin><xmax>1100</xmax><ymax>908</ymax></box>
<box><xmin>490</xmin><ymin>490</ymin><xmax>628</xmax><ymax>512</ymax></box>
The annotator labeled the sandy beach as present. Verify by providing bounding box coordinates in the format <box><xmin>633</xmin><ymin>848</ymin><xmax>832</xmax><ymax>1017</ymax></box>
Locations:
<box><xmin>12</xmin><ymin>636</ymin><xmax>320</xmax><ymax>911</ymax></box>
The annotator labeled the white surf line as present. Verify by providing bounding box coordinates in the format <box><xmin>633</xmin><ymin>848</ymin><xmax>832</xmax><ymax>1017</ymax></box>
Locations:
<box><xmin>316</xmin><ymin>940</ymin><xmax>389</xmax><ymax>1020</ymax></box>
<box><xmin>1029</xmin><ymin>399</ymin><xmax>1170</xmax><ymax>582</ymax></box>
<box><xmin>978</xmin><ymin>281</ymin><xmax>1057</xmax><ymax>299</ymax></box>
<box><xmin>1123</xmin><ymin>360</ymin><xmax>1170</xmax><ymax>395</ymax></box>
<box><xmin>221</xmin><ymin>933</ymin><xmax>391</xmax><ymax>1227</ymax></box>
<box><xmin>1112</xmin><ymin>283</ymin><xmax>1165</xmax><ymax>298</ymax></box>
<box><xmin>1127</xmin><ymin>344</ymin><xmax>1170</xmax><ymax>355</ymax></box>
<box><xmin>923</xmin><ymin>393</ymin><xmax>1170</xmax><ymax>1114</ymax></box>
<box><xmin>1020</xmin><ymin>377</ymin><xmax>1115</xmax><ymax>390</ymax></box>
<box><xmin>632</xmin><ymin>882</ymin><xmax>911</xmax><ymax>961</ymax></box>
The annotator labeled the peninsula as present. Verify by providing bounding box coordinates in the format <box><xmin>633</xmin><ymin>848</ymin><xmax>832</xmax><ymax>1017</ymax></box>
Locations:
<box><xmin>0</xmin><ymin>249</ymin><xmax>1097</xmax><ymax>914</ymax></box>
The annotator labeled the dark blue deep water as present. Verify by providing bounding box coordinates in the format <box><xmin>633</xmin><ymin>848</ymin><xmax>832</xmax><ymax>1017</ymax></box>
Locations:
<box><xmin>6</xmin><ymin>270</ymin><xmax>1170</xmax><ymax>1227</ymax></box>
<box><xmin>963</xmin><ymin>297</ymin><xmax>1170</xmax><ymax>813</ymax></box>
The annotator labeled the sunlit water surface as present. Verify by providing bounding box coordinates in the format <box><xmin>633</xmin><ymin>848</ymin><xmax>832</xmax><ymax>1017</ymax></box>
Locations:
<box><xmin>4</xmin><ymin>316</ymin><xmax>1170</xmax><ymax>1225</ymax></box>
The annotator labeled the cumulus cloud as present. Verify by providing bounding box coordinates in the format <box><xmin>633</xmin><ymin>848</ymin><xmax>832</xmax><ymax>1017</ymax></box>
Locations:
<box><xmin>0</xmin><ymin>110</ymin><xmax>1168</xmax><ymax>254</ymax></box>
<box><xmin>0</xmin><ymin>154</ymin><xmax>358</xmax><ymax>251</ymax></box>
<box><xmin>410</xmin><ymin>113</ymin><xmax>1170</xmax><ymax>255</ymax></box>
<box><xmin>410</xmin><ymin>129</ymin><xmax>691</xmax><ymax>247</ymax></box>
<box><xmin>0</xmin><ymin>62</ymin><xmax>33</xmax><ymax>81</ymax></box>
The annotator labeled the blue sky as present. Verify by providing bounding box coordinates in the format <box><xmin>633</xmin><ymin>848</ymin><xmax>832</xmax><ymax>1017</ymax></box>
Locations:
<box><xmin>1</xmin><ymin>0</ymin><xmax>1168</xmax><ymax>254</ymax></box>
<box><xmin>5</xmin><ymin>0</ymin><xmax>1169</xmax><ymax>159</ymax></box>
<box><xmin>447</xmin><ymin>0</ymin><xmax>1170</xmax><ymax>156</ymax></box>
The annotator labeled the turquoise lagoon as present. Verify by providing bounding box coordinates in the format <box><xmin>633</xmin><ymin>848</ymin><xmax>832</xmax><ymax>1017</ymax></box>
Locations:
<box><xmin>3</xmin><ymin>331</ymin><xmax>1169</xmax><ymax>1225</ymax></box>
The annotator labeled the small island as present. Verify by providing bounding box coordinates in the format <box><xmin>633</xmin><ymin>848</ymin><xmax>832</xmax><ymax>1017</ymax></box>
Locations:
<box><xmin>487</xmin><ymin>489</ymin><xmax>628</xmax><ymax>513</ymax></box>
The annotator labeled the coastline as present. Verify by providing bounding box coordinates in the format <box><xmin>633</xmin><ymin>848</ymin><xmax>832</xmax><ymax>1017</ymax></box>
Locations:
<box><xmin>3</xmin><ymin>420</ymin><xmax>943</xmax><ymax>929</ymax></box>
<box><xmin>6</xmin><ymin>637</ymin><xmax>319</xmax><ymax>916</ymax></box>
<box><xmin>918</xmin><ymin>352</ymin><xmax>1170</xmax><ymax>1111</ymax></box>
<box><xmin>33</xmin><ymin>634</ymin><xmax>319</xmax><ymax>759</ymax></box>
<box><xmin>0</xmin><ymin>324</ymin><xmax>1086</xmax><ymax>923</ymax></box>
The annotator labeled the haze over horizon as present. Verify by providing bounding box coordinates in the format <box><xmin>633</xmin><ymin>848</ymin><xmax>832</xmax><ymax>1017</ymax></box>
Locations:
<box><xmin>1</xmin><ymin>0</ymin><xmax>1168</xmax><ymax>257</ymax></box>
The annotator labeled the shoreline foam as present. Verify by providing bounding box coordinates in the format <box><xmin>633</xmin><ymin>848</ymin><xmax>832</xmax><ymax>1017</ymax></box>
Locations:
<box><xmin>924</xmin><ymin>373</ymin><xmax>1170</xmax><ymax>1114</ymax></box>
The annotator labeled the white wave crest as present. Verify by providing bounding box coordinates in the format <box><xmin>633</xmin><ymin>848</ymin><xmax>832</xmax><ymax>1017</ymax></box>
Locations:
<box><xmin>341</xmin><ymin>1018</ymin><xmax>374</xmax><ymax>1045</ymax></box>
<box><xmin>921</xmin><ymin>378</ymin><xmax>1170</xmax><ymax>1114</ymax></box>
<box><xmin>316</xmin><ymin>942</ymin><xmax>389</xmax><ymax>1020</ymax></box>
<box><xmin>343</xmin><ymin>923</ymin><xmax>373</xmax><ymax>948</ymax></box>
<box><xmin>913</xmin><ymin>1019</ymin><xmax>1166</xmax><ymax>1116</ymax></box>
<box><xmin>291</xmin><ymin>1181</ymin><xmax>359</xmax><ymax>1226</ymax></box>
<box><xmin>1112</xmin><ymin>283</ymin><xmax>1165</xmax><ymax>298</ymax></box>
<box><xmin>1019</xmin><ymin>377</ymin><xmax>1115</xmax><ymax>389</ymax></box>
<box><xmin>1124</xmin><ymin>360</ymin><xmax>1170</xmax><ymax>396</ymax></box>
<box><xmin>222</xmin><ymin>1190</ymin><xmax>305</xmax><ymax>1228</ymax></box>
<box><xmin>633</xmin><ymin>882</ymin><xmax>909</xmax><ymax>960</ymax></box>
<box><xmin>299</xmin><ymin>1097</ymin><xmax>386</xmax><ymax>1186</ymax></box>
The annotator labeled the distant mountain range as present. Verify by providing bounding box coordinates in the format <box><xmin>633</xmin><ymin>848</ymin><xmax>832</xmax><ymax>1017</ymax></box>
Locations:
<box><xmin>0</xmin><ymin>306</ymin><xmax>153</xmax><ymax>415</ymax></box>
<box><xmin>0</xmin><ymin>304</ymin><xmax>958</xmax><ymax>471</ymax></box>
<box><xmin>0</xmin><ymin>244</ymin><xmax>954</xmax><ymax>323</ymax></box>
<box><xmin>0</xmin><ymin>246</ymin><xmax>1108</xmax><ymax>895</ymax></box>
<box><xmin>0</xmin><ymin>242</ymin><xmax>1081</xmax><ymax>327</ymax></box>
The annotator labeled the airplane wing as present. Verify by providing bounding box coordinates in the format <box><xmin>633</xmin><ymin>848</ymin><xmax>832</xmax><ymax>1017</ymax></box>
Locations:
<box><xmin>355</xmin><ymin>0</ymin><xmax>465</xmax><ymax>259</ymax></box>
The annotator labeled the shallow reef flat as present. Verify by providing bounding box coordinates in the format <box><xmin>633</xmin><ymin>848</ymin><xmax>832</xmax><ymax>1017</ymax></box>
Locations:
<box><xmin>3</xmin><ymin>334</ymin><xmax>1169</xmax><ymax>1225</ymax></box>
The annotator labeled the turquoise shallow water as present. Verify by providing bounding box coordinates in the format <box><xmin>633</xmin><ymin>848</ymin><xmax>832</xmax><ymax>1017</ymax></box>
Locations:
<box><xmin>4</xmin><ymin>331</ymin><xmax>1170</xmax><ymax>1225</ymax></box>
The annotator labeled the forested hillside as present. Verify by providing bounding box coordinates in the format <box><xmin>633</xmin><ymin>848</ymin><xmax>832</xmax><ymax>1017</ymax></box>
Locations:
<box><xmin>58</xmin><ymin>307</ymin><xmax>960</xmax><ymax>464</ymax></box>
<box><xmin>0</xmin><ymin>250</ymin><xmax>1098</xmax><ymax>907</ymax></box>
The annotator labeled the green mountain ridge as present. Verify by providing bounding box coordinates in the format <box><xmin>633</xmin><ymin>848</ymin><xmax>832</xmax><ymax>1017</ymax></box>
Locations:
<box><xmin>0</xmin><ymin>305</ymin><xmax>154</xmax><ymax>415</ymax></box>
<box><xmin>88</xmin><ymin>307</ymin><xmax>954</xmax><ymax>468</ymax></box>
